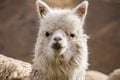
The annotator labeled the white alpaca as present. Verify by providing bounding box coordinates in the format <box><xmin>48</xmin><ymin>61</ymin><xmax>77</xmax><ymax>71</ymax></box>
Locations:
<box><xmin>0</xmin><ymin>54</ymin><xmax>32</xmax><ymax>80</ymax></box>
<box><xmin>24</xmin><ymin>0</ymin><xmax>89</xmax><ymax>80</ymax></box>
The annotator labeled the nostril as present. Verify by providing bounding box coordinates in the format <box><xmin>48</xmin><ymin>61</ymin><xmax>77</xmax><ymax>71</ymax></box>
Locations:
<box><xmin>54</xmin><ymin>37</ymin><xmax>62</xmax><ymax>42</ymax></box>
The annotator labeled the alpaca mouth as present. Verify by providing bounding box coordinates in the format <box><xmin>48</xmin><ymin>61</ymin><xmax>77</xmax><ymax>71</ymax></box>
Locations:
<box><xmin>52</xmin><ymin>42</ymin><xmax>63</xmax><ymax>50</ymax></box>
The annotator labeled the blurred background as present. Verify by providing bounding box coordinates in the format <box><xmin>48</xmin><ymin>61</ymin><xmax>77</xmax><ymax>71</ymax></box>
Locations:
<box><xmin>0</xmin><ymin>0</ymin><xmax>120</xmax><ymax>74</ymax></box>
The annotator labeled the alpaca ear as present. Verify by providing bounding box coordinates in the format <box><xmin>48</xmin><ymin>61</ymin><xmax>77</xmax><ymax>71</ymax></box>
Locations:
<box><xmin>36</xmin><ymin>0</ymin><xmax>50</xmax><ymax>18</ymax></box>
<box><xmin>74</xmin><ymin>1</ymin><xmax>89</xmax><ymax>21</ymax></box>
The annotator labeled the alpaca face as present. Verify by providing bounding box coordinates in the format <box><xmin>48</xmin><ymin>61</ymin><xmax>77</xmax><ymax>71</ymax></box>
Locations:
<box><xmin>34</xmin><ymin>0</ymin><xmax>88</xmax><ymax>63</ymax></box>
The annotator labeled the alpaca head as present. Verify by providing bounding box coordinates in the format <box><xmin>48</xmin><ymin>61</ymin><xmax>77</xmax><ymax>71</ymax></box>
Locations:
<box><xmin>34</xmin><ymin>0</ymin><xmax>89</xmax><ymax>67</ymax></box>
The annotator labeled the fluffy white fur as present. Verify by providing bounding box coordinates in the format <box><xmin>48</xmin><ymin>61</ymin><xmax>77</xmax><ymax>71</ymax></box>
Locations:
<box><xmin>0</xmin><ymin>54</ymin><xmax>32</xmax><ymax>80</ymax></box>
<box><xmin>24</xmin><ymin>0</ymin><xmax>89</xmax><ymax>80</ymax></box>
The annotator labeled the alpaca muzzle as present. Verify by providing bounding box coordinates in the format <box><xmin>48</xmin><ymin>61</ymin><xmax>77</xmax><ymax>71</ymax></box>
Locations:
<box><xmin>52</xmin><ymin>42</ymin><xmax>63</xmax><ymax>50</ymax></box>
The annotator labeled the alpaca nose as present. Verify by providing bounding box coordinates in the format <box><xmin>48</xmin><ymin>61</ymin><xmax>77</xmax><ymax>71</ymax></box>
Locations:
<box><xmin>54</xmin><ymin>37</ymin><xmax>62</xmax><ymax>42</ymax></box>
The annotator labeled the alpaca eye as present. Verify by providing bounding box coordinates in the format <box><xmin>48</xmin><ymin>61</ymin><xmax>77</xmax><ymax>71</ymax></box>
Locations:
<box><xmin>45</xmin><ymin>32</ymin><xmax>50</xmax><ymax>37</ymax></box>
<box><xmin>70</xmin><ymin>33</ymin><xmax>75</xmax><ymax>37</ymax></box>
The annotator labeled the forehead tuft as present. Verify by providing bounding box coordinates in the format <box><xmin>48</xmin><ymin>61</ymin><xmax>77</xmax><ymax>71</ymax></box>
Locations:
<box><xmin>40</xmin><ymin>9</ymin><xmax>82</xmax><ymax>31</ymax></box>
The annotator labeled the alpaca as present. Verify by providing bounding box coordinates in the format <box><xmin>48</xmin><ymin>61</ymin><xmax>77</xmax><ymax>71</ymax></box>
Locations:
<box><xmin>0</xmin><ymin>54</ymin><xmax>32</xmax><ymax>80</ymax></box>
<box><xmin>24</xmin><ymin>0</ymin><xmax>89</xmax><ymax>80</ymax></box>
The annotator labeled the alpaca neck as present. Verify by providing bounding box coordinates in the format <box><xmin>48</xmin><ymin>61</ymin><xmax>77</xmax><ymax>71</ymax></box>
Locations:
<box><xmin>32</xmin><ymin>56</ymin><xmax>86</xmax><ymax>80</ymax></box>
